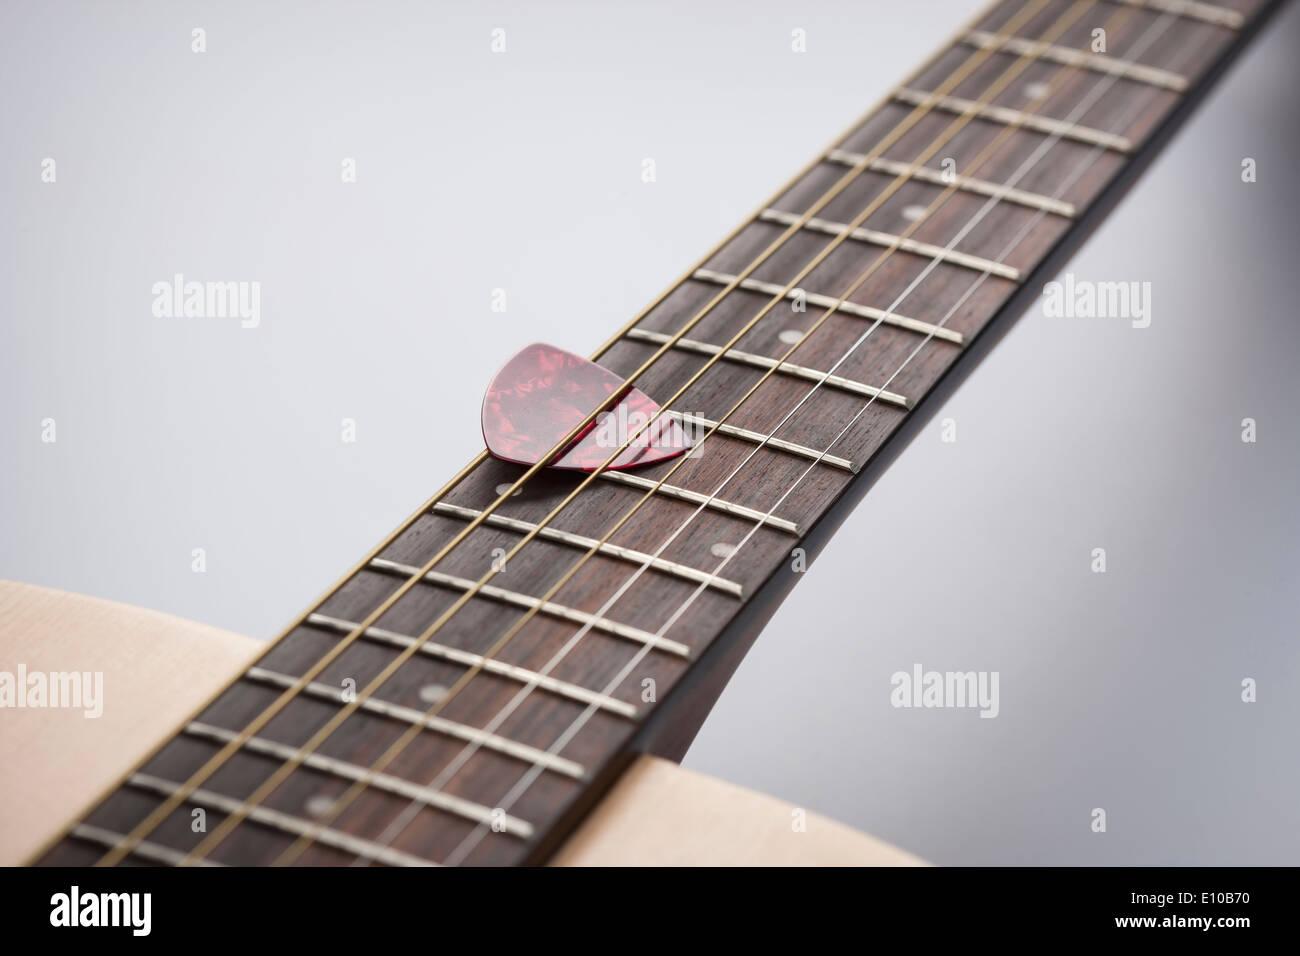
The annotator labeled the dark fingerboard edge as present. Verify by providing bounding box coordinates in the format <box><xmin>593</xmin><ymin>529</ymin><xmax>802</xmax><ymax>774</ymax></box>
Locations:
<box><xmin>524</xmin><ymin>0</ymin><xmax>1290</xmax><ymax>866</ymax></box>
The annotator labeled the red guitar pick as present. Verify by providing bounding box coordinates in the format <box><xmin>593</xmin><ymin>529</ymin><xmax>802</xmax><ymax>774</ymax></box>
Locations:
<box><xmin>481</xmin><ymin>343</ymin><xmax>690</xmax><ymax>471</ymax></box>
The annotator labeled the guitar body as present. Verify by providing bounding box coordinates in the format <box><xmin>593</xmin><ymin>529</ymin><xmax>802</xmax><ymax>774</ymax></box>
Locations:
<box><xmin>0</xmin><ymin>580</ymin><xmax>922</xmax><ymax>866</ymax></box>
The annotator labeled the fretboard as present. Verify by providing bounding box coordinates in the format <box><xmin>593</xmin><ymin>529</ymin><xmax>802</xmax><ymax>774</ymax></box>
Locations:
<box><xmin>36</xmin><ymin>0</ymin><xmax>1278</xmax><ymax>867</ymax></box>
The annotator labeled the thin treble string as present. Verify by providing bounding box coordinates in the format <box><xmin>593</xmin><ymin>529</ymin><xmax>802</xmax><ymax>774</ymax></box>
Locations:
<box><xmin>450</xmin><ymin>4</ymin><xmax>1196</xmax><ymax>866</ymax></box>
<box><xmin>345</xmin><ymin>0</ymin><xmax>1129</xmax><ymax>866</ymax></box>
<box><xmin>157</xmin><ymin>0</ymin><xmax>1060</xmax><ymax>874</ymax></box>
<box><xmin>338</xmin><ymin>1</ymin><xmax>1138</xmax><ymax>868</ymax></box>
<box><xmin>265</xmin><ymin>0</ymin><xmax>1102</xmax><ymax>867</ymax></box>
<box><xmin>81</xmin><ymin>0</ymin><xmax>971</xmax><ymax>874</ymax></box>
<box><xmin>441</xmin><ymin>5</ymin><xmax>1191</xmax><ymax>866</ymax></box>
<box><xmin>94</xmin><ymin>0</ymin><xmax>1039</xmax><ymax>868</ymax></box>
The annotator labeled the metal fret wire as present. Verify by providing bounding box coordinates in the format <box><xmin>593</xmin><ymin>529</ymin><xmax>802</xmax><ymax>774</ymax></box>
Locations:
<box><xmin>437</xmin><ymin>5</ymin><xmax>1202</xmax><ymax>867</ymax></box>
<box><xmin>270</xmin><ymin>0</ymin><xmax>1106</xmax><ymax>866</ymax></box>
<box><xmin>282</xmin><ymin>0</ymin><xmax>1123</xmax><ymax>866</ymax></box>
<box><xmin>332</xmin><ymin>0</ymin><xmax>1204</xmax><ymax>868</ymax></box>
<box><xmin>94</xmin><ymin>0</ymin><xmax>1180</xmax><ymax>868</ymax></box>
<box><xmin>376</xmin><ymin>0</ymin><xmax>1173</xmax><ymax>864</ymax></box>
<box><xmin>190</xmin><ymin>0</ymin><xmax>1067</xmax><ymax>867</ymax></box>
<box><xmin>86</xmin><ymin>0</ymin><xmax>1029</xmax><ymax>867</ymax></box>
<box><xmin>216</xmin><ymin>43</ymin><xmax>1057</xmax><ymax>869</ymax></box>
<box><xmin>343</xmin><ymin>0</ymin><xmax>1131</xmax><ymax>865</ymax></box>
<box><xmin>182</xmin><ymin>0</ymin><xmax>1073</xmax><ymax>868</ymax></box>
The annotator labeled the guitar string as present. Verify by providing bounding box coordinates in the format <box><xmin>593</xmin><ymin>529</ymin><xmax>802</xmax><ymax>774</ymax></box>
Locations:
<box><xmin>55</xmin><ymin>0</ymin><xmax>960</xmax><ymax>868</ymax></box>
<box><xmin>277</xmin><ymin>0</ymin><xmax>1136</xmax><ymax>866</ymax></box>
<box><xmin>329</xmin><ymin>0</ymin><xmax>1139</xmax><ymax>867</ymax></box>
<box><xmin>88</xmin><ymin>0</ymin><xmax>1031</xmax><ymax>867</ymax></box>
<box><xmin>439</xmin><ymin>1</ymin><xmax>1206</xmax><ymax>868</ymax></box>
<box><xmin>167</xmin><ymin>0</ymin><xmax>1071</xmax><ymax>867</ymax></box>
<box><xmin>85</xmin><ymin>0</ymin><xmax>1051</xmax><ymax>866</ymax></box>
<box><xmin>387</xmin><ymin>0</ymin><xmax>1190</xmax><ymax>868</ymax></box>
<box><xmin>437</xmin><ymin>2</ymin><xmax>1200</xmax><ymax>867</ymax></box>
<box><xmin>193</xmin><ymin>0</ymin><xmax>1081</xmax><ymax>868</ymax></box>
<box><xmin>250</xmin><ymin>0</ymin><xmax>1170</xmax><ymax>868</ymax></box>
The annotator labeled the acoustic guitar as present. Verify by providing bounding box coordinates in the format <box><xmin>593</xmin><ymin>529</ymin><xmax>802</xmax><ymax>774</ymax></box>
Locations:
<box><xmin>3</xmin><ymin>0</ymin><xmax>1286</xmax><ymax>867</ymax></box>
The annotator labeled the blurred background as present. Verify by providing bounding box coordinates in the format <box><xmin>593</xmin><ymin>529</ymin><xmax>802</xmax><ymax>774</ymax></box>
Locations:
<box><xmin>2</xmin><ymin>0</ymin><xmax>1296</xmax><ymax>864</ymax></box>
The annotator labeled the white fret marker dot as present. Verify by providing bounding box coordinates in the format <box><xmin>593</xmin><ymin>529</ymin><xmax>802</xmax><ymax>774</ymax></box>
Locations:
<box><xmin>495</xmin><ymin>483</ymin><xmax>521</xmax><ymax>498</ymax></box>
<box><xmin>305</xmin><ymin>794</ymin><xmax>336</xmax><ymax>819</ymax></box>
<box><xmin>901</xmin><ymin>204</ymin><xmax>927</xmax><ymax>222</ymax></box>
<box><xmin>779</xmin><ymin>329</ymin><xmax>804</xmax><ymax>345</ymax></box>
<box><xmin>419</xmin><ymin>683</ymin><xmax>450</xmax><ymax>705</ymax></box>
<box><xmin>1024</xmin><ymin>81</ymin><xmax>1051</xmax><ymax>101</ymax></box>
<box><xmin>710</xmin><ymin>542</ymin><xmax>738</xmax><ymax>559</ymax></box>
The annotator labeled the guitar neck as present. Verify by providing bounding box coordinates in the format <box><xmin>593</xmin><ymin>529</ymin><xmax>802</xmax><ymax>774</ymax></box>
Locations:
<box><xmin>36</xmin><ymin>0</ymin><xmax>1277</xmax><ymax>867</ymax></box>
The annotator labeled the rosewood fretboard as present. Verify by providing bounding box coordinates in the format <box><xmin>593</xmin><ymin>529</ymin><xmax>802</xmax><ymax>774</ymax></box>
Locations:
<box><xmin>36</xmin><ymin>0</ymin><xmax>1279</xmax><ymax>866</ymax></box>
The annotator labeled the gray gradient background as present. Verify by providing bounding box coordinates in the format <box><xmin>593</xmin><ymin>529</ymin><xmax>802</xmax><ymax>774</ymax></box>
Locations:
<box><xmin>2</xmin><ymin>1</ymin><xmax>1297</xmax><ymax>865</ymax></box>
